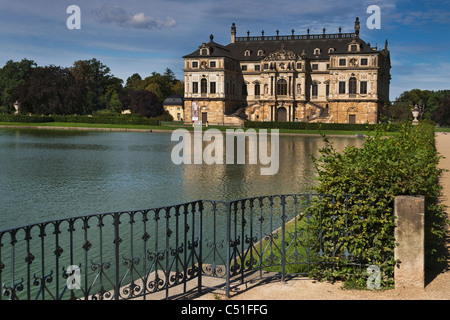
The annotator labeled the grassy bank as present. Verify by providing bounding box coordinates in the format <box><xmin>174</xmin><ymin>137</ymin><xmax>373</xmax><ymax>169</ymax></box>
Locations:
<box><xmin>0</xmin><ymin>121</ymin><xmax>396</xmax><ymax>136</ymax></box>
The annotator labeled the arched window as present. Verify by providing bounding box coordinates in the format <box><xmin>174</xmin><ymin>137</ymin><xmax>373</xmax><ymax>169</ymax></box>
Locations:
<box><xmin>349</xmin><ymin>77</ymin><xmax>357</xmax><ymax>95</ymax></box>
<box><xmin>276</xmin><ymin>79</ymin><xmax>287</xmax><ymax>96</ymax></box>
<box><xmin>201</xmin><ymin>78</ymin><xmax>208</xmax><ymax>94</ymax></box>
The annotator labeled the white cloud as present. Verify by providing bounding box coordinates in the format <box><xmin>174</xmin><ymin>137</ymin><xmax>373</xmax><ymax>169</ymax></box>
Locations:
<box><xmin>94</xmin><ymin>4</ymin><xmax>176</xmax><ymax>29</ymax></box>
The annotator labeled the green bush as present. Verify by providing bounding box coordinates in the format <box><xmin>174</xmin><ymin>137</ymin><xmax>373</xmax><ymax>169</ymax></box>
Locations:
<box><xmin>0</xmin><ymin>113</ymin><xmax>54</xmax><ymax>123</ymax></box>
<box><xmin>244</xmin><ymin>121</ymin><xmax>403</xmax><ymax>132</ymax></box>
<box><xmin>0</xmin><ymin>113</ymin><xmax>160</xmax><ymax>126</ymax></box>
<box><xmin>308</xmin><ymin>122</ymin><xmax>447</xmax><ymax>288</ymax></box>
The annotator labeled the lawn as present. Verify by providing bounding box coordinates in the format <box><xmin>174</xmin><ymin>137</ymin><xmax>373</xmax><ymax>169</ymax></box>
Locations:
<box><xmin>0</xmin><ymin>121</ymin><xmax>383</xmax><ymax>136</ymax></box>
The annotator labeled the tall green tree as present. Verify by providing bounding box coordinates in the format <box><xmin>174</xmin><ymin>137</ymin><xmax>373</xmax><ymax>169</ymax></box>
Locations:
<box><xmin>0</xmin><ymin>59</ymin><xmax>37</xmax><ymax>111</ymax></box>
<box><xmin>71</xmin><ymin>58</ymin><xmax>123</xmax><ymax>113</ymax></box>
<box><xmin>431</xmin><ymin>94</ymin><xmax>450</xmax><ymax>126</ymax></box>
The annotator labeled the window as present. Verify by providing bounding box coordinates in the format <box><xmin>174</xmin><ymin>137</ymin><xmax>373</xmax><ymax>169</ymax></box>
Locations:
<box><xmin>255</xmin><ymin>83</ymin><xmax>260</xmax><ymax>96</ymax></box>
<box><xmin>242</xmin><ymin>84</ymin><xmax>247</xmax><ymax>96</ymax></box>
<box><xmin>349</xmin><ymin>77</ymin><xmax>357</xmax><ymax>95</ymax></box>
<box><xmin>244</xmin><ymin>50</ymin><xmax>251</xmax><ymax>56</ymax></box>
<box><xmin>349</xmin><ymin>114</ymin><xmax>356</xmax><ymax>124</ymax></box>
<box><xmin>277</xmin><ymin>79</ymin><xmax>287</xmax><ymax>96</ymax></box>
<box><xmin>350</xmin><ymin>45</ymin><xmax>358</xmax><ymax>52</ymax></box>
<box><xmin>360</xmin><ymin>81</ymin><xmax>367</xmax><ymax>94</ymax></box>
<box><xmin>339</xmin><ymin>81</ymin><xmax>346</xmax><ymax>94</ymax></box>
<box><xmin>264</xmin><ymin>63</ymin><xmax>269</xmax><ymax>69</ymax></box>
<box><xmin>326</xmin><ymin>64</ymin><xmax>330</xmax><ymax>70</ymax></box>
<box><xmin>326</xmin><ymin>84</ymin><xmax>329</xmax><ymax>97</ymax></box>
<box><xmin>193</xmin><ymin>82</ymin><xmax>198</xmax><ymax>93</ymax></box>
<box><xmin>296</xmin><ymin>63</ymin><xmax>302</xmax><ymax>69</ymax></box>
<box><xmin>312</xmin><ymin>64</ymin><xmax>318</xmax><ymax>70</ymax></box>
<box><xmin>254</xmin><ymin>65</ymin><xmax>260</xmax><ymax>71</ymax></box>
<box><xmin>328</xmin><ymin>48</ymin><xmax>335</xmax><ymax>54</ymax></box>
<box><xmin>210</xmin><ymin>61</ymin><xmax>216</xmax><ymax>68</ymax></box>
<box><xmin>339</xmin><ymin>59</ymin><xmax>346</xmax><ymax>66</ymax></box>
<box><xmin>257</xmin><ymin>50</ymin><xmax>264</xmax><ymax>56</ymax></box>
<box><xmin>241</xmin><ymin>65</ymin><xmax>247</xmax><ymax>71</ymax></box>
<box><xmin>312</xmin><ymin>84</ymin><xmax>318</xmax><ymax>97</ymax></box>
<box><xmin>192</xmin><ymin>61</ymin><xmax>198</xmax><ymax>68</ymax></box>
<box><xmin>210</xmin><ymin>82</ymin><xmax>216</xmax><ymax>94</ymax></box>
<box><xmin>201</xmin><ymin>78</ymin><xmax>207</xmax><ymax>94</ymax></box>
<box><xmin>361</xmin><ymin>58</ymin><xmax>368</xmax><ymax>66</ymax></box>
<box><xmin>314</xmin><ymin>48</ymin><xmax>321</xmax><ymax>55</ymax></box>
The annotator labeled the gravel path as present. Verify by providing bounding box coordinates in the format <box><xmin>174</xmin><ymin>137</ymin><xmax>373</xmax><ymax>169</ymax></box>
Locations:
<box><xmin>195</xmin><ymin>132</ymin><xmax>450</xmax><ymax>300</ymax></box>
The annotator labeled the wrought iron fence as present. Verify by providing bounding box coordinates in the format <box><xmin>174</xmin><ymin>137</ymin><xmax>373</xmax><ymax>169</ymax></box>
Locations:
<box><xmin>0</xmin><ymin>193</ymin><xmax>388</xmax><ymax>300</ymax></box>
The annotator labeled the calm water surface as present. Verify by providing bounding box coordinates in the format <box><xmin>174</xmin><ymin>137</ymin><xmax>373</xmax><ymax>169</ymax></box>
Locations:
<box><xmin>0</xmin><ymin>129</ymin><xmax>364</xmax><ymax>231</ymax></box>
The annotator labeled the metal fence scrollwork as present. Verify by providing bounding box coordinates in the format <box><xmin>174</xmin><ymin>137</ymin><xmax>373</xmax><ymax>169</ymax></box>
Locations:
<box><xmin>0</xmin><ymin>193</ymin><xmax>389</xmax><ymax>300</ymax></box>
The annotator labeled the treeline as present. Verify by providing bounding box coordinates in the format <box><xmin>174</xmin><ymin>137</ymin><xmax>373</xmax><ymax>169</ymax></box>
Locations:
<box><xmin>386</xmin><ymin>89</ymin><xmax>450</xmax><ymax>126</ymax></box>
<box><xmin>0</xmin><ymin>58</ymin><xmax>183</xmax><ymax>118</ymax></box>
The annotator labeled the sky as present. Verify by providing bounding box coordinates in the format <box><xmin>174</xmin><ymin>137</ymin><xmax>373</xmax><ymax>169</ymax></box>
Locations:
<box><xmin>0</xmin><ymin>0</ymin><xmax>449</xmax><ymax>101</ymax></box>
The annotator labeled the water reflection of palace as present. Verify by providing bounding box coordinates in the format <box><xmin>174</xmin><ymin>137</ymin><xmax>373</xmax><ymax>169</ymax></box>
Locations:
<box><xmin>180</xmin><ymin>134</ymin><xmax>364</xmax><ymax>201</ymax></box>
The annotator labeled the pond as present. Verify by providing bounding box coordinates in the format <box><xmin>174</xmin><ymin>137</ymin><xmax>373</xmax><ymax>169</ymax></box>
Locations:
<box><xmin>0</xmin><ymin>128</ymin><xmax>364</xmax><ymax>231</ymax></box>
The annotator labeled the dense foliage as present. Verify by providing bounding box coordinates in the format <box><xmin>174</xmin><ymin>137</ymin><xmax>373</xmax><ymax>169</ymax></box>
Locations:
<box><xmin>0</xmin><ymin>59</ymin><xmax>182</xmax><ymax>118</ymax></box>
<box><xmin>0</xmin><ymin>113</ymin><xmax>160</xmax><ymax>126</ymax></box>
<box><xmin>387</xmin><ymin>89</ymin><xmax>450</xmax><ymax>125</ymax></box>
<box><xmin>244</xmin><ymin>120</ymin><xmax>402</xmax><ymax>132</ymax></box>
<box><xmin>308</xmin><ymin>122</ymin><xmax>448</xmax><ymax>288</ymax></box>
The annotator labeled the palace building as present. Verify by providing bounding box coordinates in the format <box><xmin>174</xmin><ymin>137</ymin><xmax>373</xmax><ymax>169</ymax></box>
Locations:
<box><xmin>182</xmin><ymin>17</ymin><xmax>391</xmax><ymax>125</ymax></box>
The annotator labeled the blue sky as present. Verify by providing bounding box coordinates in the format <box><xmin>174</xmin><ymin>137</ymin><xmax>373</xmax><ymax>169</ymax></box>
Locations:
<box><xmin>0</xmin><ymin>0</ymin><xmax>449</xmax><ymax>100</ymax></box>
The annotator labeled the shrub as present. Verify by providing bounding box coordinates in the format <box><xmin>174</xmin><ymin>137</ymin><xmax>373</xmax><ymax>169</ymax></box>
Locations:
<box><xmin>244</xmin><ymin>121</ymin><xmax>403</xmax><ymax>132</ymax></box>
<box><xmin>308</xmin><ymin>122</ymin><xmax>447</xmax><ymax>288</ymax></box>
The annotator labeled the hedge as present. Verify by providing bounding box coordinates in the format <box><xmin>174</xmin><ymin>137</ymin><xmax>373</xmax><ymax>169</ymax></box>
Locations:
<box><xmin>306</xmin><ymin>122</ymin><xmax>447</xmax><ymax>288</ymax></box>
<box><xmin>244</xmin><ymin>120</ymin><xmax>403</xmax><ymax>132</ymax></box>
<box><xmin>0</xmin><ymin>114</ymin><xmax>160</xmax><ymax>126</ymax></box>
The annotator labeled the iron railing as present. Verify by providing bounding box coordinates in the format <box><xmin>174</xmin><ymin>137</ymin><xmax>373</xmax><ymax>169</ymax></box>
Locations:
<box><xmin>0</xmin><ymin>193</ymin><xmax>388</xmax><ymax>300</ymax></box>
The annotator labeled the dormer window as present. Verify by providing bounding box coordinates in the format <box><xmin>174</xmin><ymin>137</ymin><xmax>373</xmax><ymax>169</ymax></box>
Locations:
<box><xmin>257</xmin><ymin>50</ymin><xmax>265</xmax><ymax>56</ymax></box>
<box><xmin>328</xmin><ymin>48</ymin><xmax>335</xmax><ymax>54</ymax></box>
<box><xmin>244</xmin><ymin>50</ymin><xmax>251</xmax><ymax>57</ymax></box>
<box><xmin>348</xmin><ymin>43</ymin><xmax>360</xmax><ymax>52</ymax></box>
<box><xmin>313</xmin><ymin>48</ymin><xmax>321</xmax><ymax>55</ymax></box>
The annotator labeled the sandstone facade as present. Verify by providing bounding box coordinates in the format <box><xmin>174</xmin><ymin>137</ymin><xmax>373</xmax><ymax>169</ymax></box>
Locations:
<box><xmin>183</xmin><ymin>18</ymin><xmax>391</xmax><ymax>125</ymax></box>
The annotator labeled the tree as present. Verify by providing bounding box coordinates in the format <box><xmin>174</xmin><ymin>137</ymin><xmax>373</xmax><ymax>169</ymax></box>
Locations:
<box><xmin>431</xmin><ymin>94</ymin><xmax>450</xmax><ymax>126</ymax></box>
<box><xmin>11</xmin><ymin>65</ymin><xmax>85</xmax><ymax>115</ymax></box>
<box><xmin>124</xmin><ymin>69</ymin><xmax>184</xmax><ymax>104</ymax></box>
<box><xmin>0</xmin><ymin>59</ymin><xmax>37</xmax><ymax>111</ymax></box>
<box><xmin>119</xmin><ymin>89</ymin><xmax>163</xmax><ymax>118</ymax></box>
<box><xmin>125</xmin><ymin>73</ymin><xmax>142</xmax><ymax>89</ymax></box>
<box><xmin>71</xmin><ymin>58</ymin><xmax>123</xmax><ymax>113</ymax></box>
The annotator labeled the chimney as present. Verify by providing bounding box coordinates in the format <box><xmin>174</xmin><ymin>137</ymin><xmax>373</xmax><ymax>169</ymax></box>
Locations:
<box><xmin>231</xmin><ymin>23</ymin><xmax>236</xmax><ymax>43</ymax></box>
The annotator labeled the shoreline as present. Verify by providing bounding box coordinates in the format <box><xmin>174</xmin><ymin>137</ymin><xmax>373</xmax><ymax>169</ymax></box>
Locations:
<box><xmin>0</xmin><ymin>124</ymin><xmax>366</xmax><ymax>138</ymax></box>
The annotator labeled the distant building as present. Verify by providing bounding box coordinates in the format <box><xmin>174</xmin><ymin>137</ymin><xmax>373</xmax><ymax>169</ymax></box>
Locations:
<box><xmin>182</xmin><ymin>17</ymin><xmax>391</xmax><ymax>125</ymax></box>
<box><xmin>163</xmin><ymin>94</ymin><xmax>184</xmax><ymax>121</ymax></box>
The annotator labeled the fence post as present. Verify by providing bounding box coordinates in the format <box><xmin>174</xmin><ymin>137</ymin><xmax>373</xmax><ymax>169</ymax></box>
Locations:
<box><xmin>280</xmin><ymin>195</ymin><xmax>286</xmax><ymax>283</ymax></box>
<box><xmin>394</xmin><ymin>195</ymin><xmax>425</xmax><ymax>289</ymax></box>
<box><xmin>225</xmin><ymin>202</ymin><xmax>231</xmax><ymax>298</ymax></box>
<box><xmin>113</xmin><ymin>213</ymin><xmax>122</xmax><ymax>300</ymax></box>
